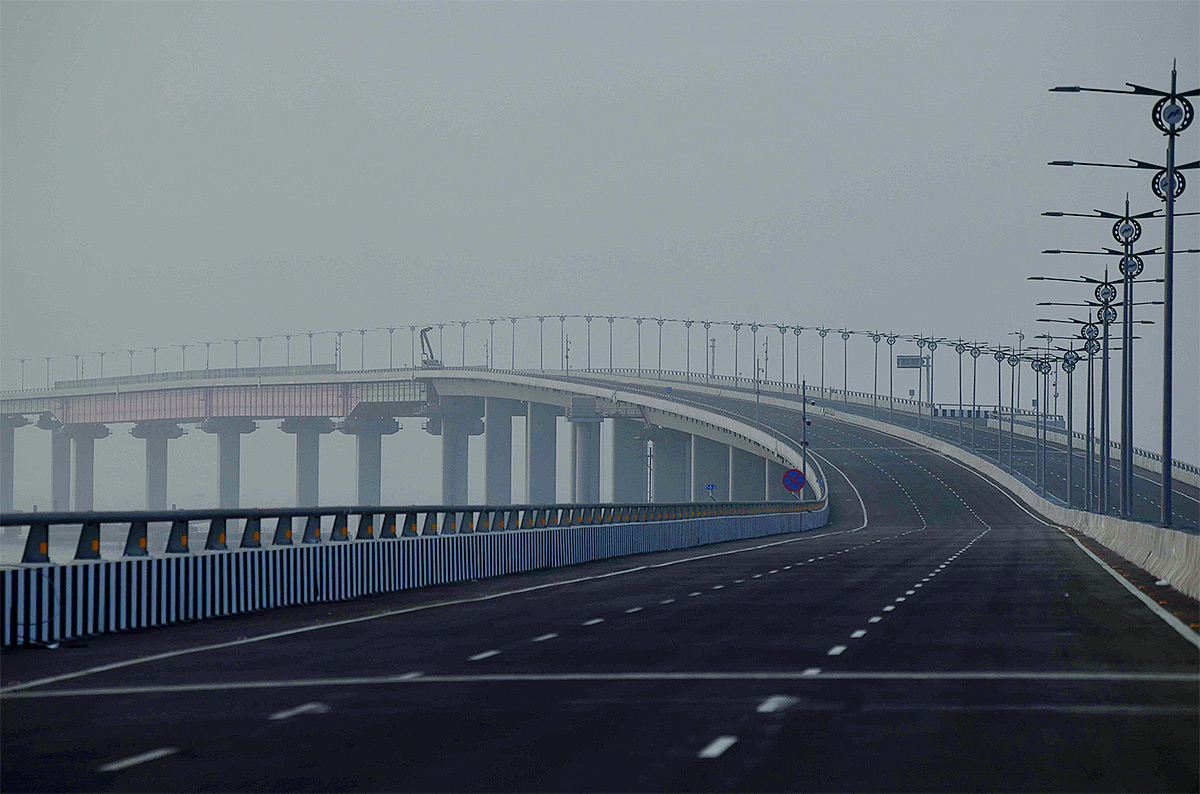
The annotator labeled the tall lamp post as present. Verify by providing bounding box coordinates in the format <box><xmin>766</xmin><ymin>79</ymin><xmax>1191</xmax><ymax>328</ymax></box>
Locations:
<box><xmin>872</xmin><ymin>333</ymin><xmax>882</xmax><ymax>419</ymax></box>
<box><xmin>887</xmin><ymin>335</ymin><xmax>898</xmax><ymax>423</ymax></box>
<box><xmin>794</xmin><ymin>327</ymin><xmax>803</xmax><ymax>394</ymax></box>
<box><xmin>635</xmin><ymin>318</ymin><xmax>643</xmax><ymax>376</ymax></box>
<box><xmin>969</xmin><ymin>345</ymin><xmax>981</xmax><ymax>454</ymax></box>
<box><xmin>817</xmin><ymin>328</ymin><xmax>828</xmax><ymax>401</ymax></box>
<box><xmin>1050</xmin><ymin>64</ymin><xmax>1198</xmax><ymax>526</ymax></box>
<box><xmin>840</xmin><ymin>330</ymin><xmax>851</xmax><ymax>412</ymax></box>
<box><xmin>732</xmin><ymin>323</ymin><xmax>742</xmax><ymax>384</ymax></box>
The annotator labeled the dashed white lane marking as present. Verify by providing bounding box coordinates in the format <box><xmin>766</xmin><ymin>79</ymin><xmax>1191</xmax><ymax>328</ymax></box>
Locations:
<box><xmin>914</xmin><ymin>584</ymin><xmax>923</xmax><ymax>588</ymax></box>
<box><xmin>906</xmin><ymin>590</ymin><xmax>916</xmax><ymax>595</ymax></box>
<box><xmin>734</xmin><ymin>579</ymin><xmax>746</xmax><ymax>584</ymax></box>
<box><xmin>827</xmin><ymin>645</ymin><xmax>848</xmax><ymax>656</ymax></box>
<box><xmin>659</xmin><ymin>598</ymin><xmax>676</xmax><ymax>605</ymax></box>
<box><xmin>757</xmin><ymin>695</ymin><xmax>799</xmax><ymax>713</ymax></box>
<box><xmin>624</xmin><ymin>607</ymin><xmax>643</xmax><ymax>614</ymax></box>
<box><xmin>583</xmin><ymin>618</ymin><xmax>605</xmax><ymax>626</ymax></box>
<box><xmin>752</xmin><ymin>574</ymin><xmax>763</xmax><ymax>579</ymax></box>
<box><xmin>803</xmin><ymin>668</ymin><xmax>822</xmax><ymax>676</ymax></box>
<box><xmin>883</xmin><ymin>606</ymin><xmax>896</xmax><ymax>611</ymax></box>
<box><xmin>895</xmin><ymin>597</ymin><xmax>907</xmax><ymax>602</ymax></box>
<box><xmin>98</xmin><ymin>748</ymin><xmax>178</xmax><ymax>772</ymax></box>
<box><xmin>851</xmin><ymin>630</ymin><xmax>867</xmax><ymax>639</ymax></box>
<box><xmin>532</xmin><ymin>633</ymin><xmax>558</xmax><ymax>642</ymax></box>
<box><xmin>712</xmin><ymin>585</ymin><xmax>724</xmax><ymax>590</ymax></box>
<box><xmin>689</xmin><ymin>592</ymin><xmax>702</xmax><ymax>597</ymax></box>
<box><xmin>769</xmin><ymin>570</ymin><xmax>779</xmax><ymax>574</ymax></box>
<box><xmin>268</xmin><ymin>702</ymin><xmax>330</xmax><ymax>720</ymax></box>
<box><xmin>868</xmin><ymin>617</ymin><xmax>882</xmax><ymax>623</ymax></box>
<box><xmin>698</xmin><ymin>736</ymin><xmax>738</xmax><ymax>758</ymax></box>
<box><xmin>807</xmin><ymin>559</ymin><xmax>815</xmax><ymax>562</ymax></box>
<box><xmin>469</xmin><ymin>650</ymin><xmax>501</xmax><ymax>661</ymax></box>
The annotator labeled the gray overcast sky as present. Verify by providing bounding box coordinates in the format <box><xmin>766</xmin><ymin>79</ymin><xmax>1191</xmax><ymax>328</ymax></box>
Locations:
<box><xmin>1</xmin><ymin>1</ymin><xmax>1197</xmax><ymax>510</ymax></box>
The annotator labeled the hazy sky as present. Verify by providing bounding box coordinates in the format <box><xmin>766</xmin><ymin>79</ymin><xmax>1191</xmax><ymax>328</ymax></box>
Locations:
<box><xmin>1</xmin><ymin>1</ymin><xmax>1196</xmax><ymax>511</ymax></box>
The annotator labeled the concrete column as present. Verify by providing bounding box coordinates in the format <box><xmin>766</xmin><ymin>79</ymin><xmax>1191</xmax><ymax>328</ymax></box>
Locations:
<box><xmin>37</xmin><ymin>415</ymin><xmax>69</xmax><ymax>511</ymax></box>
<box><xmin>611</xmin><ymin>418</ymin><xmax>648</xmax><ymax>503</ymax></box>
<box><xmin>427</xmin><ymin>397</ymin><xmax>484</xmax><ymax>505</ymax></box>
<box><xmin>730</xmin><ymin>447</ymin><xmax>765</xmax><ymax>501</ymax></box>
<box><xmin>485</xmin><ymin>399</ymin><xmax>521</xmax><ymax>505</ymax></box>
<box><xmin>651</xmin><ymin>427</ymin><xmax>690</xmax><ymax>503</ymax></box>
<box><xmin>766</xmin><ymin>460</ymin><xmax>791</xmax><ymax>500</ymax></box>
<box><xmin>572</xmin><ymin>421</ymin><xmax>602</xmax><ymax>503</ymax></box>
<box><xmin>63</xmin><ymin>424</ymin><xmax>111</xmax><ymax>512</ymax></box>
<box><xmin>200</xmin><ymin>418</ymin><xmax>257</xmax><ymax>508</ymax></box>
<box><xmin>280</xmin><ymin>417</ymin><xmax>335</xmax><ymax>508</ymax></box>
<box><xmin>691</xmin><ymin>435</ymin><xmax>729</xmax><ymax>502</ymax></box>
<box><xmin>339</xmin><ymin>417</ymin><xmax>400</xmax><ymax>506</ymax></box>
<box><xmin>526</xmin><ymin>403</ymin><xmax>558</xmax><ymax>503</ymax></box>
<box><xmin>130</xmin><ymin>422</ymin><xmax>186</xmax><ymax>510</ymax></box>
<box><xmin>567</xmin><ymin>397</ymin><xmax>603</xmax><ymax>503</ymax></box>
<box><xmin>1</xmin><ymin>415</ymin><xmax>30</xmax><ymax>512</ymax></box>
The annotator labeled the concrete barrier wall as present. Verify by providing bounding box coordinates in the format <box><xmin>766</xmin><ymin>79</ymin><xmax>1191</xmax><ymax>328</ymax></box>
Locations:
<box><xmin>2</xmin><ymin>506</ymin><xmax>828</xmax><ymax>648</ymax></box>
<box><xmin>826</xmin><ymin>409</ymin><xmax>1200</xmax><ymax>599</ymax></box>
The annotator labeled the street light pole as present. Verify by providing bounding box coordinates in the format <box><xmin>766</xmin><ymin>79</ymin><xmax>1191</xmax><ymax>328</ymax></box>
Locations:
<box><xmin>841</xmin><ymin>330</ymin><xmax>850</xmax><ymax>413</ymax></box>
<box><xmin>794</xmin><ymin>327</ymin><xmax>803</xmax><ymax>394</ymax></box>
<box><xmin>539</xmin><ymin>316</ymin><xmax>546</xmax><ymax>371</ymax></box>
<box><xmin>888</xmin><ymin>335</ymin><xmax>897</xmax><ymax>423</ymax></box>
<box><xmin>872</xmin><ymin>334</ymin><xmax>881</xmax><ymax>419</ymax></box>
<box><xmin>732</xmin><ymin>323</ymin><xmax>741</xmax><ymax>385</ymax></box>
<box><xmin>970</xmin><ymin>345</ymin><xmax>981</xmax><ymax>454</ymax></box>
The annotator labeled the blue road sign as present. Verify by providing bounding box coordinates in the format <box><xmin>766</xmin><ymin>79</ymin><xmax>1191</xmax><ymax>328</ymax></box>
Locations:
<box><xmin>705</xmin><ymin>483</ymin><xmax>716</xmax><ymax>491</ymax></box>
<box><xmin>782</xmin><ymin>468</ymin><xmax>805</xmax><ymax>492</ymax></box>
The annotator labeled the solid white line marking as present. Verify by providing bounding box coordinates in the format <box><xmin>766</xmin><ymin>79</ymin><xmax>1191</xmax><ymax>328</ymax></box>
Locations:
<box><xmin>532</xmin><ymin>633</ymin><xmax>558</xmax><ymax>642</ymax></box>
<box><xmin>698</xmin><ymin>736</ymin><xmax>738</xmax><ymax>758</ymax></box>
<box><xmin>469</xmin><ymin>650</ymin><xmax>500</xmax><ymax>661</ymax></box>
<box><xmin>868</xmin><ymin>616</ymin><xmax>882</xmax><ymax>623</ymax></box>
<box><xmin>98</xmin><ymin>748</ymin><xmax>178</xmax><ymax>772</ymax></box>
<box><xmin>827</xmin><ymin>645</ymin><xmax>847</xmax><ymax>656</ymax></box>
<box><xmin>757</xmin><ymin>695</ymin><xmax>798</xmax><ymax>713</ymax></box>
<box><xmin>583</xmin><ymin>618</ymin><xmax>604</xmax><ymax>626</ymax></box>
<box><xmin>268</xmin><ymin>702</ymin><xmax>330</xmax><ymax>720</ymax></box>
<box><xmin>625</xmin><ymin>607</ymin><xmax>643</xmax><ymax>614</ymax></box>
<box><xmin>851</xmin><ymin>630</ymin><xmax>867</xmax><ymax>639</ymax></box>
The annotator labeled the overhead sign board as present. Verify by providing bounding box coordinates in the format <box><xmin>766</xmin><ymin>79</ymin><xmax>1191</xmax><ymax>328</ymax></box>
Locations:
<box><xmin>896</xmin><ymin>355</ymin><xmax>925</xmax><ymax>369</ymax></box>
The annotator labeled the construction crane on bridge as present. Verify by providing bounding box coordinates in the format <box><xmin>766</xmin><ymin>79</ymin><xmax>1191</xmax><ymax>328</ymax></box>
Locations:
<box><xmin>419</xmin><ymin>327</ymin><xmax>442</xmax><ymax>368</ymax></box>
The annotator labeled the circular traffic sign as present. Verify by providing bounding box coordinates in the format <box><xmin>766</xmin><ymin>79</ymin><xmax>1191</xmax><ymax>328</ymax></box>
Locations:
<box><xmin>1008</xmin><ymin>355</ymin><xmax>1020</xmax><ymax>367</ymax></box>
<box><xmin>1062</xmin><ymin>359</ymin><xmax>1076</xmax><ymax>374</ymax></box>
<box><xmin>994</xmin><ymin>351</ymin><xmax>1005</xmax><ymax>362</ymax></box>
<box><xmin>818</xmin><ymin>329</ymin><xmax>827</xmax><ymax>338</ymax></box>
<box><xmin>841</xmin><ymin>331</ymin><xmax>850</xmax><ymax>340</ymax></box>
<box><xmin>955</xmin><ymin>343</ymin><xmax>965</xmax><ymax>354</ymax></box>
<box><xmin>1095</xmin><ymin>282</ymin><xmax>1117</xmax><ymax>304</ymax></box>
<box><xmin>928</xmin><ymin>341</ymin><xmax>938</xmax><ymax>351</ymax></box>
<box><xmin>1081</xmin><ymin>322</ymin><xmax>1099</xmax><ymax>340</ymax></box>
<box><xmin>794</xmin><ymin>327</ymin><xmax>802</xmax><ymax>336</ymax></box>
<box><xmin>1084</xmin><ymin>339</ymin><xmax>1101</xmax><ymax>355</ymax></box>
<box><xmin>782</xmin><ymin>468</ymin><xmax>806</xmax><ymax>492</ymax></box>
<box><xmin>873</xmin><ymin>334</ymin><xmax>881</xmax><ymax>343</ymax></box>
<box><xmin>917</xmin><ymin>338</ymin><xmax>926</xmax><ymax>348</ymax></box>
<box><xmin>1064</xmin><ymin>350</ymin><xmax>1080</xmax><ymax>366</ymax></box>
<box><xmin>887</xmin><ymin>337</ymin><xmax>897</xmax><ymax>346</ymax></box>
<box><xmin>1099</xmin><ymin>305</ymin><xmax>1118</xmax><ymax>324</ymax></box>
<box><xmin>971</xmin><ymin>347</ymin><xmax>981</xmax><ymax>358</ymax></box>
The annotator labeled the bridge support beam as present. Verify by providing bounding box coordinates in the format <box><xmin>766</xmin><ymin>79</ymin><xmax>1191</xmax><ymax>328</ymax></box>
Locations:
<box><xmin>651</xmin><ymin>428</ymin><xmax>690</xmax><ymax>503</ymax></box>
<box><xmin>766</xmin><ymin>460</ymin><xmax>791</xmax><ymax>501</ymax></box>
<box><xmin>130</xmin><ymin>422</ymin><xmax>185</xmax><ymax>510</ymax></box>
<box><xmin>729</xmin><ymin>447</ymin><xmax>765</xmax><ymax>501</ymax></box>
<box><xmin>201</xmin><ymin>418</ymin><xmax>257</xmax><ymax>508</ymax></box>
<box><xmin>37</xmin><ymin>414</ymin><xmax>70</xmax><ymax>512</ymax></box>
<box><xmin>1</xmin><ymin>415</ymin><xmax>29</xmax><ymax>512</ymax></box>
<box><xmin>281</xmin><ymin>417</ymin><xmax>335</xmax><ymax>507</ymax></box>
<box><xmin>339</xmin><ymin>417</ymin><xmax>400</xmax><ymax>506</ymax></box>
<box><xmin>429</xmin><ymin>397</ymin><xmax>484</xmax><ymax>505</ymax></box>
<box><xmin>64</xmin><ymin>423</ymin><xmax>111</xmax><ymax>512</ymax></box>
<box><xmin>567</xmin><ymin>398</ymin><xmax>603</xmax><ymax>503</ymax></box>
<box><xmin>485</xmin><ymin>399</ymin><xmax>522</xmax><ymax>505</ymax></box>
<box><xmin>611</xmin><ymin>418</ymin><xmax>648</xmax><ymax>503</ymax></box>
<box><xmin>691</xmin><ymin>436</ymin><xmax>729</xmax><ymax>502</ymax></box>
<box><xmin>526</xmin><ymin>403</ymin><xmax>558</xmax><ymax>503</ymax></box>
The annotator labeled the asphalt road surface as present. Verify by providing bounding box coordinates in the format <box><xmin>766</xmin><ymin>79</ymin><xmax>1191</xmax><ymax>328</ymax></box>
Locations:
<box><xmin>2</xmin><ymin>399</ymin><xmax>1198</xmax><ymax>792</ymax></box>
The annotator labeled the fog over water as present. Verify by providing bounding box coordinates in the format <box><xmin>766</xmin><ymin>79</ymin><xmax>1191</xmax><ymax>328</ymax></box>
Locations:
<box><xmin>1</xmin><ymin>1</ymin><xmax>1196</xmax><ymax>511</ymax></box>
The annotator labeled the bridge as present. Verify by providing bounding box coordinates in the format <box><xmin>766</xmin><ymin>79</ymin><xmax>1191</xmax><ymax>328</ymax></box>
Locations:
<box><xmin>1</xmin><ymin>346</ymin><xmax>1197</xmax><ymax>792</ymax></box>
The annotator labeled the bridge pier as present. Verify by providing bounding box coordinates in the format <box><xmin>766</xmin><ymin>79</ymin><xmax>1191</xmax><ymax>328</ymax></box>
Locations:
<box><xmin>568</xmin><ymin>398</ymin><xmax>603</xmax><ymax>503</ymax></box>
<box><xmin>280</xmin><ymin>417</ymin><xmax>335</xmax><ymax>507</ymax></box>
<box><xmin>526</xmin><ymin>403</ymin><xmax>558</xmax><ymax>503</ymax></box>
<box><xmin>691</xmin><ymin>435</ymin><xmax>729</xmax><ymax>502</ymax></box>
<box><xmin>485</xmin><ymin>399</ymin><xmax>522</xmax><ymax>505</ymax></box>
<box><xmin>729</xmin><ymin>446</ymin><xmax>764</xmax><ymax>501</ymax></box>
<box><xmin>130</xmin><ymin>422</ymin><xmax>185</xmax><ymax>510</ymax></box>
<box><xmin>766</xmin><ymin>460</ymin><xmax>791</xmax><ymax>500</ymax></box>
<box><xmin>651</xmin><ymin>428</ymin><xmax>690</xmax><ymax>503</ymax></box>
<box><xmin>64</xmin><ymin>423</ymin><xmax>111</xmax><ymax>512</ymax></box>
<box><xmin>339</xmin><ymin>417</ymin><xmax>400</xmax><ymax>506</ymax></box>
<box><xmin>1</xmin><ymin>415</ymin><xmax>29</xmax><ymax>512</ymax></box>
<box><xmin>611</xmin><ymin>417</ymin><xmax>648</xmax><ymax>502</ymax></box>
<box><xmin>430</xmin><ymin>397</ymin><xmax>484</xmax><ymax>505</ymax></box>
<box><xmin>201</xmin><ymin>418</ymin><xmax>257</xmax><ymax>508</ymax></box>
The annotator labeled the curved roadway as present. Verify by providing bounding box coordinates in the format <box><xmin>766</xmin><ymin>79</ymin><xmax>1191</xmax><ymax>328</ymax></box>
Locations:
<box><xmin>1</xmin><ymin>381</ymin><xmax>1197</xmax><ymax>792</ymax></box>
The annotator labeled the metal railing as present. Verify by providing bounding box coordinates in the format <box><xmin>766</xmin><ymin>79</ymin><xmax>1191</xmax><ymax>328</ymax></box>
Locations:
<box><xmin>2</xmin><ymin>499</ymin><xmax>823</xmax><ymax>566</ymax></box>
